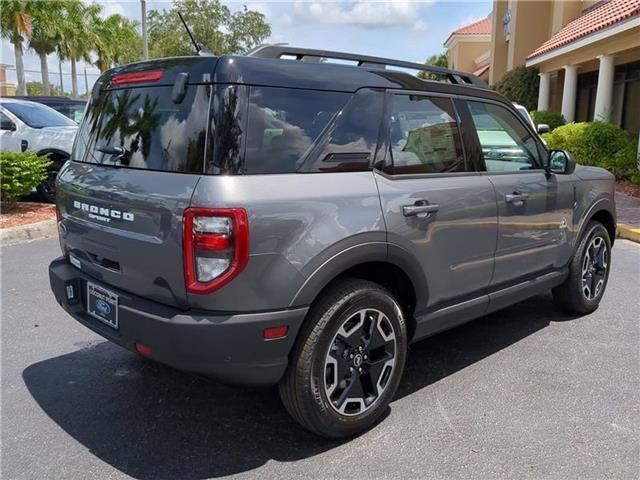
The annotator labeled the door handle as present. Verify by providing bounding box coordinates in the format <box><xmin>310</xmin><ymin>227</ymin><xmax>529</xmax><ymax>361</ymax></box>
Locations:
<box><xmin>505</xmin><ymin>192</ymin><xmax>529</xmax><ymax>205</ymax></box>
<box><xmin>403</xmin><ymin>202</ymin><xmax>439</xmax><ymax>217</ymax></box>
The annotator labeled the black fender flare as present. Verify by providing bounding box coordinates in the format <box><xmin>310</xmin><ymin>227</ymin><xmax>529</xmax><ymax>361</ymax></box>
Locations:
<box><xmin>36</xmin><ymin>149</ymin><xmax>70</xmax><ymax>167</ymax></box>
<box><xmin>575</xmin><ymin>197</ymin><xmax>616</xmax><ymax>247</ymax></box>
<box><xmin>290</xmin><ymin>240</ymin><xmax>429</xmax><ymax>312</ymax></box>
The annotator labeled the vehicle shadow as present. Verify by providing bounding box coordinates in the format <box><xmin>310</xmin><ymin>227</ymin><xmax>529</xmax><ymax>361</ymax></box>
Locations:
<box><xmin>22</xmin><ymin>292</ymin><xmax>577</xmax><ymax>479</ymax></box>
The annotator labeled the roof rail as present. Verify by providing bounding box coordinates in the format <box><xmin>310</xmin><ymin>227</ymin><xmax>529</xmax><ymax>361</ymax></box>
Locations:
<box><xmin>245</xmin><ymin>44</ymin><xmax>488</xmax><ymax>88</ymax></box>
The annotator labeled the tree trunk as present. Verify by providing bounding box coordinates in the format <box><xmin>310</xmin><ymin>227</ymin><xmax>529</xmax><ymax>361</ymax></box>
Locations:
<box><xmin>71</xmin><ymin>57</ymin><xmax>78</xmax><ymax>98</ymax></box>
<box><xmin>13</xmin><ymin>40</ymin><xmax>26</xmax><ymax>96</ymax></box>
<box><xmin>39</xmin><ymin>52</ymin><xmax>51</xmax><ymax>95</ymax></box>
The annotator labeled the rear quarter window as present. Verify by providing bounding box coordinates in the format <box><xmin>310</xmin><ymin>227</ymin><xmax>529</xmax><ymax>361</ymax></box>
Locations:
<box><xmin>243</xmin><ymin>87</ymin><xmax>350</xmax><ymax>174</ymax></box>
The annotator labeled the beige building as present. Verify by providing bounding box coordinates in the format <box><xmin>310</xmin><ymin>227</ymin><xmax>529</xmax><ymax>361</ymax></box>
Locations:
<box><xmin>445</xmin><ymin>0</ymin><xmax>640</xmax><ymax>137</ymax></box>
<box><xmin>0</xmin><ymin>64</ymin><xmax>17</xmax><ymax>97</ymax></box>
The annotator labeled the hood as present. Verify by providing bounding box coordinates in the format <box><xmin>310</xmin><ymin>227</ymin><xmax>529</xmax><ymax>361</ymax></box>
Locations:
<box><xmin>575</xmin><ymin>164</ymin><xmax>615</xmax><ymax>181</ymax></box>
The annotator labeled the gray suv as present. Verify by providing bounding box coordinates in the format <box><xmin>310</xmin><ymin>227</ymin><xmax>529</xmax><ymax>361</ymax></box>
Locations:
<box><xmin>49</xmin><ymin>46</ymin><xmax>616</xmax><ymax>438</ymax></box>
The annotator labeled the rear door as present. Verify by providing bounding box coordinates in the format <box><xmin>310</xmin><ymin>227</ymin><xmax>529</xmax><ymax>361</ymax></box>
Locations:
<box><xmin>58</xmin><ymin>77</ymin><xmax>213</xmax><ymax>308</ymax></box>
<box><xmin>462</xmin><ymin>99</ymin><xmax>575</xmax><ymax>287</ymax></box>
<box><xmin>375</xmin><ymin>92</ymin><xmax>497</xmax><ymax>312</ymax></box>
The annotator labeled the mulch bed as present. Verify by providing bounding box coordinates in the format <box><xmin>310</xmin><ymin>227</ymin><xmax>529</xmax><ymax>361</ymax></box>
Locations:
<box><xmin>616</xmin><ymin>181</ymin><xmax>640</xmax><ymax>198</ymax></box>
<box><xmin>0</xmin><ymin>202</ymin><xmax>56</xmax><ymax>229</ymax></box>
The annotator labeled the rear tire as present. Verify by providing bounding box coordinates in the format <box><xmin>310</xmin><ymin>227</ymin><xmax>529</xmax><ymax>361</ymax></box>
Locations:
<box><xmin>279</xmin><ymin>278</ymin><xmax>407</xmax><ymax>438</ymax></box>
<box><xmin>553</xmin><ymin>221</ymin><xmax>611</xmax><ymax>314</ymax></box>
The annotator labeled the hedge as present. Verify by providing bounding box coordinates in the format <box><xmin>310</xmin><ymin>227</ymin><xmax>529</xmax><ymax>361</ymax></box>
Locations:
<box><xmin>492</xmin><ymin>66</ymin><xmax>540</xmax><ymax>111</ymax></box>
<box><xmin>542</xmin><ymin>121</ymin><xmax>639</xmax><ymax>182</ymax></box>
<box><xmin>0</xmin><ymin>151</ymin><xmax>52</xmax><ymax>204</ymax></box>
<box><xmin>530</xmin><ymin>110</ymin><xmax>566</xmax><ymax>131</ymax></box>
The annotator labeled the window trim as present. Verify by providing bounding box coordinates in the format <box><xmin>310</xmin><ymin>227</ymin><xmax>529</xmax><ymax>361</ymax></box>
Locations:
<box><xmin>458</xmin><ymin>96</ymin><xmax>548</xmax><ymax>174</ymax></box>
<box><xmin>379</xmin><ymin>90</ymin><xmax>468</xmax><ymax>177</ymax></box>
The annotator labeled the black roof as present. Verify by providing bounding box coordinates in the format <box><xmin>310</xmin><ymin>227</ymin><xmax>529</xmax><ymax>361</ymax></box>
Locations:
<box><xmin>99</xmin><ymin>46</ymin><xmax>507</xmax><ymax>105</ymax></box>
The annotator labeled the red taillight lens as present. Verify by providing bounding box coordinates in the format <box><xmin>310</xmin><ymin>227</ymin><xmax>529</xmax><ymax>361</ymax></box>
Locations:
<box><xmin>183</xmin><ymin>207</ymin><xmax>249</xmax><ymax>294</ymax></box>
<box><xmin>112</xmin><ymin>70</ymin><xmax>164</xmax><ymax>86</ymax></box>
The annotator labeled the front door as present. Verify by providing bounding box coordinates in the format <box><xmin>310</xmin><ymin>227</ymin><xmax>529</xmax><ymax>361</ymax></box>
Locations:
<box><xmin>464</xmin><ymin>99</ymin><xmax>575</xmax><ymax>287</ymax></box>
<box><xmin>0</xmin><ymin>111</ymin><xmax>21</xmax><ymax>152</ymax></box>
<box><xmin>375</xmin><ymin>92</ymin><xmax>497</xmax><ymax>312</ymax></box>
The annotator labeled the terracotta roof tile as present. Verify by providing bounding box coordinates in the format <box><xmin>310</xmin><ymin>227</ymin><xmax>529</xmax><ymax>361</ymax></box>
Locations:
<box><xmin>453</xmin><ymin>16</ymin><xmax>492</xmax><ymax>36</ymax></box>
<box><xmin>527</xmin><ymin>0</ymin><xmax>640</xmax><ymax>59</ymax></box>
<box><xmin>473</xmin><ymin>65</ymin><xmax>490</xmax><ymax>77</ymax></box>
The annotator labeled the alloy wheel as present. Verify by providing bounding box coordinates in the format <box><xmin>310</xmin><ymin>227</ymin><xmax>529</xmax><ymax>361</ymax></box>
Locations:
<box><xmin>581</xmin><ymin>235</ymin><xmax>608</xmax><ymax>300</ymax></box>
<box><xmin>323</xmin><ymin>308</ymin><xmax>396</xmax><ymax>416</ymax></box>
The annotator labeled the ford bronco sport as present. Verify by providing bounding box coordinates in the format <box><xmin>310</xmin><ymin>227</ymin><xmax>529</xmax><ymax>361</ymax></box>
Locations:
<box><xmin>49</xmin><ymin>46</ymin><xmax>616</xmax><ymax>438</ymax></box>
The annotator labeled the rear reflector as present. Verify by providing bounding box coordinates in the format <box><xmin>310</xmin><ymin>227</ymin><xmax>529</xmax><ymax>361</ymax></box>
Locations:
<box><xmin>112</xmin><ymin>70</ymin><xmax>164</xmax><ymax>86</ymax></box>
<box><xmin>135</xmin><ymin>342</ymin><xmax>153</xmax><ymax>357</ymax></box>
<box><xmin>263</xmin><ymin>325</ymin><xmax>289</xmax><ymax>340</ymax></box>
<box><xmin>183</xmin><ymin>207</ymin><xmax>249</xmax><ymax>294</ymax></box>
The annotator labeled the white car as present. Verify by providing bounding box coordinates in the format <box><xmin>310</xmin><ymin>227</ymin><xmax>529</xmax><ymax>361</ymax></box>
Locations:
<box><xmin>0</xmin><ymin>98</ymin><xmax>78</xmax><ymax>202</ymax></box>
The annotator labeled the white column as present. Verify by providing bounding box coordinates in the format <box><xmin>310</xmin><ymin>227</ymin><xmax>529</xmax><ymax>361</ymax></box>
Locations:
<box><xmin>561</xmin><ymin>65</ymin><xmax>578</xmax><ymax>123</ymax></box>
<box><xmin>537</xmin><ymin>72</ymin><xmax>551</xmax><ymax>111</ymax></box>
<box><xmin>593</xmin><ymin>54</ymin><xmax>615</xmax><ymax>122</ymax></box>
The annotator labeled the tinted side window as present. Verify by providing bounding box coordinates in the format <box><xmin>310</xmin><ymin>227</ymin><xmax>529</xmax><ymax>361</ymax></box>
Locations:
<box><xmin>468</xmin><ymin>101</ymin><xmax>542</xmax><ymax>172</ymax></box>
<box><xmin>298</xmin><ymin>89</ymin><xmax>384</xmax><ymax>173</ymax></box>
<box><xmin>387</xmin><ymin>94</ymin><xmax>464</xmax><ymax>174</ymax></box>
<box><xmin>244</xmin><ymin>87</ymin><xmax>350</xmax><ymax>174</ymax></box>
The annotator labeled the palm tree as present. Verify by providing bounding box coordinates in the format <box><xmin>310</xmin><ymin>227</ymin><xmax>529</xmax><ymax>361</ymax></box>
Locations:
<box><xmin>57</xmin><ymin>1</ymin><xmax>100</xmax><ymax>98</ymax></box>
<box><xmin>0</xmin><ymin>0</ymin><xmax>35</xmax><ymax>95</ymax></box>
<box><xmin>28</xmin><ymin>2</ymin><xmax>65</xmax><ymax>96</ymax></box>
<box><xmin>92</xmin><ymin>14</ymin><xmax>140</xmax><ymax>72</ymax></box>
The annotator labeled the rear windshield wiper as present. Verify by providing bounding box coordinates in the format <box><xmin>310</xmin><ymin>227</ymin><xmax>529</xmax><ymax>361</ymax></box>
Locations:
<box><xmin>96</xmin><ymin>146</ymin><xmax>130</xmax><ymax>165</ymax></box>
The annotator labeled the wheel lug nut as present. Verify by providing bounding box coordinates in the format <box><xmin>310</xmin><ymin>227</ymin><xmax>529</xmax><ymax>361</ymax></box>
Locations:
<box><xmin>350</xmin><ymin>354</ymin><xmax>354</xmax><ymax>359</ymax></box>
<box><xmin>349</xmin><ymin>367</ymin><xmax>354</xmax><ymax>373</ymax></box>
<box><xmin>364</xmin><ymin>355</ymin><xmax>368</xmax><ymax>360</ymax></box>
<box><xmin>358</xmin><ymin>367</ymin><xmax>363</xmax><ymax>373</ymax></box>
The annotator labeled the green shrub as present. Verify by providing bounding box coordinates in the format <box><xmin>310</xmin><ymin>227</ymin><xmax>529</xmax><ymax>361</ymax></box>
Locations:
<box><xmin>530</xmin><ymin>110</ymin><xmax>565</xmax><ymax>131</ymax></box>
<box><xmin>542</xmin><ymin>121</ymin><xmax>638</xmax><ymax>181</ymax></box>
<box><xmin>492</xmin><ymin>66</ymin><xmax>540</xmax><ymax>111</ymax></box>
<box><xmin>0</xmin><ymin>151</ymin><xmax>52</xmax><ymax>204</ymax></box>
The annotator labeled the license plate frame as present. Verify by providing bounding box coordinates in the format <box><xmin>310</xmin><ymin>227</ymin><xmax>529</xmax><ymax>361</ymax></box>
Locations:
<box><xmin>87</xmin><ymin>282</ymin><xmax>119</xmax><ymax>330</ymax></box>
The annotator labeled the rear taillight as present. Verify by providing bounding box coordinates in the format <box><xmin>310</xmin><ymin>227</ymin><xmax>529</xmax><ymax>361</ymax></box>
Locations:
<box><xmin>183</xmin><ymin>207</ymin><xmax>249</xmax><ymax>294</ymax></box>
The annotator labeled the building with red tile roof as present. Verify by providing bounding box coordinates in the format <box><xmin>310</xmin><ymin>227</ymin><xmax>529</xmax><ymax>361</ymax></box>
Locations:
<box><xmin>444</xmin><ymin>0</ymin><xmax>640</xmax><ymax>138</ymax></box>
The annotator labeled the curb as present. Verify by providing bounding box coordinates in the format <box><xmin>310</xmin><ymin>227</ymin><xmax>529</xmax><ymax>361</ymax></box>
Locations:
<box><xmin>1</xmin><ymin>219</ymin><xmax>58</xmax><ymax>247</ymax></box>
<box><xmin>617</xmin><ymin>223</ymin><xmax>640</xmax><ymax>244</ymax></box>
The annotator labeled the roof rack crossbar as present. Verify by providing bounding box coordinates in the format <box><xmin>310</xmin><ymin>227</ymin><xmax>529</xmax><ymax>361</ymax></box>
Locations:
<box><xmin>246</xmin><ymin>45</ymin><xmax>488</xmax><ymax>88</ymax></box>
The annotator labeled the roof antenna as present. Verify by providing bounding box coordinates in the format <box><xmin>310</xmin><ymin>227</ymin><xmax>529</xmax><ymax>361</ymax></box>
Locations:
<box><xmin>178</xmin><ymin>11</ymin><xmax>213</xmax><ymax>56</ymax></box>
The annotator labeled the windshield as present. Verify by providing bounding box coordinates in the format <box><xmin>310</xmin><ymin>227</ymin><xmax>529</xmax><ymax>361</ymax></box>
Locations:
<box><xmin>1</xmin><ymin>101</ymin><xmax>77</xmax><ymax>128</ymax></box>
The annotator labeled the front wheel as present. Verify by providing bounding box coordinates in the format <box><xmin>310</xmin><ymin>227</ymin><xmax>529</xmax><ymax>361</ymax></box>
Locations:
<box><xmin>279</xmin><ymin>278</ymin><xmax>408</xmax><ymax>438</ymax></box>
<box><xmin>553</xmin><ymin>221</ymin><xmax>612</xmax><ymax>314</ymax></box>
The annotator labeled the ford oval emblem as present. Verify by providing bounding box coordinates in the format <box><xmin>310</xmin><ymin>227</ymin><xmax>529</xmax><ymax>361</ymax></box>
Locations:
<box><xmin>95</xmin><ymin>299</ymin><xmax>111</xmax><ymax>316</ymax></box>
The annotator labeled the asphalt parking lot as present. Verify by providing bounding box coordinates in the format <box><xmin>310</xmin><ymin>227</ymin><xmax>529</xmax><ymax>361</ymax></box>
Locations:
<box><xmin>2</xmin><ymin>238</ymin><xmax>639</xmax><ymax>480</ymax></box>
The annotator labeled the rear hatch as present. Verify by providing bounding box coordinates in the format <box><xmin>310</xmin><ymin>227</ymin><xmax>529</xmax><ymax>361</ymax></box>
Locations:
<box><xmin>57</xmin><ymin>58</ymin><xmax>218</xmax><ymax>308</ymax></box>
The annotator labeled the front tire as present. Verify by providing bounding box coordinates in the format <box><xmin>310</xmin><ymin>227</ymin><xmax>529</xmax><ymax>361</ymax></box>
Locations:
<box><xmin>553</xmin><ymin>221</ymin><xmax>612</xmax><ymax>314</ymax></box>
<box><xmin>279</xmin><ymin>278</ymin><xmax>408</xmax><ymax>438</ymax></box>
<box><xmin>37</xmin><ymin>167</ymin><xmax>60</xmax><ymax>203</ymax></box>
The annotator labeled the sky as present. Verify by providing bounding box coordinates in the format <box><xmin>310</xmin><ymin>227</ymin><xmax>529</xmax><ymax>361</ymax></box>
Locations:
<box><xmin>0</xmin><ymin>0</ymin><xmax>492</xmax><ymax>96</ymax></box>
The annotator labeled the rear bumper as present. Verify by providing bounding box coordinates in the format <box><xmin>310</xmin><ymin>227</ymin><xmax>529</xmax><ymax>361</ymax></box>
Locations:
<box><xmin>49</xmin><ymin>257</ymin><xmax>307</xmax><ymax>386</ymax></box>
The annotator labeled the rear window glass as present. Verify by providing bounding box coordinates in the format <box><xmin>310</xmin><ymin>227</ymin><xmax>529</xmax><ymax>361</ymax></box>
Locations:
<box><xmin>73</xmin><ymin>85</ymin><xmax>209</xmax><ymax>173</ymax></box>
<box><xmin>244</xmin><ymin>87</ymin><xmax>350</xmax><ymax>174</ymax></box>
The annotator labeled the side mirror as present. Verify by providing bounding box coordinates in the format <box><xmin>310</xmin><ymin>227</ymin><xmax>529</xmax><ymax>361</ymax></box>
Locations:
<box><xmin>1</xmin><ymin>119</ymin><xmax>16</xmax><ymax>131</ymax></box>
<box><xmin>537</xmin><ymin>123</ymin><xmax>550</xmax><ymax>134</ymax></box>
<box><xmin>549</xmin><ymin>149</ymin><xmax>576</xmax><ymax>175</ymax></box>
